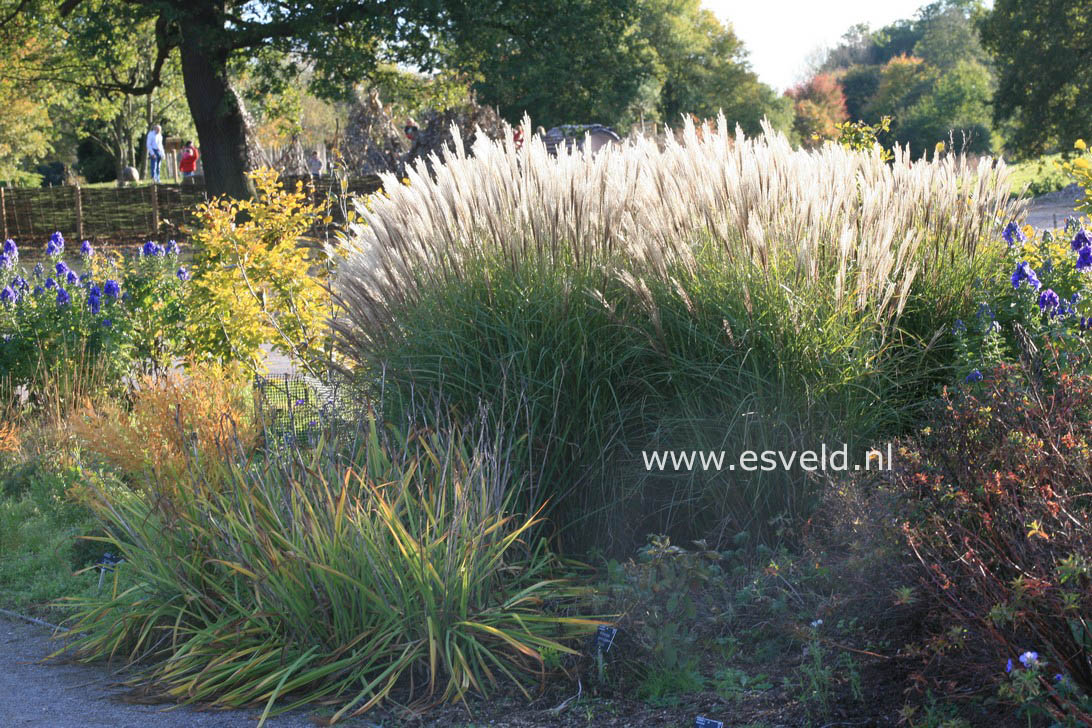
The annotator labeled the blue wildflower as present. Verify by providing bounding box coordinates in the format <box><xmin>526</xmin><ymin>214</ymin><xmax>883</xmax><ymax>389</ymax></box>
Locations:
<box><xmin>176</xmin><ymin>266</ymin><xmax>190</xmax><ymax>282</ymax></box>
<box><xmin>0</xmin><ymin>286</ymin><xmax>15</xmax><ymax>304</ymax></box>
<box><xmin>104</xmin><ymin>279</ymin><xmax>120</xmax><ymax>299</ymax></box>
<box><xmin>1002</xmin><ymin>222</ymin><xmax>1027</xmax><ymax>245</ymax></box>
<box><xmin>66</xmin><ymin>270</ymin><xmax>78</xmax><ymax>286</ymax></box>
<box><xmin>55</xmin><ymin>261</ymin><xmax>69</xmax><ymax>277</ymax></box>
<box><xmin>101</xmin><ymin>318</ymin><xmax>112</xmax><ymax>328</ymax></box>
<box><xmin>1055</xmin><ymin>674</ymin><xmax>1065</xmax><ymax>683</ymax></box>
<box><xmin>141</xmin><ymin>240</ymin><xmax>164</xmax><ymax>257</ymax></box>
<box><xmin>1078</xmin><ymin>246</ymin><xmax>1092</xmax><ymax>272</ymax></box>
<box><xmin>87</xmin><ymin>293</ymin><xmax>101</xmax><ymax>315</ymax></box>
<box><xmin>0</xmin><ymin>254</ymin><xmax>10</xmax><ymax>270</ymax></box>
<box><xmin>44</xmin><ymin>277</ymin><xmax>56</xmax><ymax>289</ymax></box>
<box><xmin>166</xmin><ymin>239</ymin><xmax>179</xmax><ymax>255</ymax></box>
<box><xmin>33</xmin><ymin>285</ymin><xmax>43</xmax><ymax>296</ymax></box>
<box><xmin>1038</xmin><ymin>289</ymin><xmax>1060</xmax><ymax>312</ymax></box>
<box><xmin>80</xmin><ymin>240</ymin><xmax>94</xmax><ymax>258</ymax></box>
<box><xmin>2</xmin><ymin>238</ymin><xmax>15</xmax><ymax>257</ymax></box>
<box><xmin>1019</xmin><ymin>651</ymin><xmax>1040</xmax><ymax>668</ymax></box>
<box><xmin>1072</xmin><ymin>292</ymin><xmax>1082</xmax><ymax>305</ymax></box>
<box><xmin>1012</xmin><ymin>262</ymin><xmax>1042</xmax><ymax>290</ymax></box>
<box><xmin>1066</xmin><ymin>217</ymin><xmax>1080</xmax><ymax>233</ymax></box>
<box><xmin>1072</xmin><ymin>229</ymin><xmax>1092</xmax><ymax>252</ymax></box>
<box><xmin>1082</xmin><ymin>317</ymin><xmax>1091</xmax><ymax>331</ymax></box>
<box><xmin>32</xmin><ymin>262</ymin><xmax>43</xmax><ymax>278</ymax></box>
<box><xmin>976</xmin><ymin>302</ymin><xmax>994</xmax><ymax>321</ymax></box>
<box><xmin>12</xmin><ymin>276</ymin><xmax>27</xmax><ymax>291</ymax></box>
<box><xmin>46</xmin><ymin>231</ymin><xmax>64</xmax><ymax>256</ymax></box>
<box><xmin>56</xmin><ymin>288</ymin><xmax>70</xmax><ymax>306</ymax></box>
<box><xmin>88</xmin><ymin>284</ymin><xmax>101</xmax><ymax>298</ymax></box>
<box><xmin>952</xmin><ymin>319</ymin><xmax>967</xmax><ymax>335</ymax></box>
<box><xmin>966</xmin><ymin>369</ymin><xmax>983</xmax><ymax>383</ymax></box>
<box><xmin>1006</xmin><ymin>658</ymin><xmax>1014</xmax><ymax>674</ymax></box>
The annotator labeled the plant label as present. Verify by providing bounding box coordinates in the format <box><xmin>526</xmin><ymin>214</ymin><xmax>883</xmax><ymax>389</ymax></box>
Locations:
<box><xmin>595</xmin><ymin>625</ymin><xmax>617</xmax><ymax>652</ymax></box>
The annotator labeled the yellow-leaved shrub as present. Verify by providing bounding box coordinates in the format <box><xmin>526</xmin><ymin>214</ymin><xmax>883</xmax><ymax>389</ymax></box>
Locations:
<box><xmin>187</xmin><ymin>168</ymin><xmax>335</xmax><ymax>373</ymax></box>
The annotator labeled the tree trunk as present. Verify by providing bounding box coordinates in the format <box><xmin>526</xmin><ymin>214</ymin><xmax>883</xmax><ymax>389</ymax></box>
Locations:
<box><xmin>178</xmin><ymin>22</ymin><xmax>256</xmax><ymax>199</ymax></box>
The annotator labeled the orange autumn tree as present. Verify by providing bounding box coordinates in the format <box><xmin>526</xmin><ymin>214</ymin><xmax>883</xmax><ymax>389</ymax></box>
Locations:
<box><xmin>785</xmin><ymin>73</ymin><xmax>848</xmax><ymax>148</ymax></box>
<box><xmin>0</xmin><ymin>37</ymin><xmax>54</xmax><ymax>183</ymax></box>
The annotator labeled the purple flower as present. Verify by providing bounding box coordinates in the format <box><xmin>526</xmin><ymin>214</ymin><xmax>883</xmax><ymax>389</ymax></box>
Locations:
<box><xmin>46</xmin><ymin>231</ymin><xmax>64</xmax><ymax>256</ymax></box>
<box><xmin>12</xmin><ymin>276</ymin><xmax>27</xmax><ymax>291</ymax></box>
<box><xmin>1055</xmin><ymin>673</ymin><xmax>1065</xmax><ymax>683</ymax></box>
<box><xmin>1006</xmin><ymin>658</ymin><xmax>1014</xmax><ymax>674</ymax></box>
<box><xmin>1002</xmin><ymin>222</ymin><xmax>1027</xmax><ymax>245</ymax></box>
<box><xmin>80</xmin><ymin>240</ymin><xmax>94</xmax><ymax>258</ymax></box>
<box><xmin>166</xmin><ymin>239</ymin><xmax>179</xmax><ymax>255</ymax></box>
<box><xmin>1038</xmin><ymin>288</ymin><xmax>1060</xmax><ymax>312</ymax></box>
<box><xmin>66</xmin><ymin>270</ymin><xmax>78</xmax><ymax>286</ymax></box>
<box><xmin>87</xmin><ymin>293</ymin><xmax>101</xmax><ymax>314</ymax></box>
<box><xmin>104</xmin><ymin>279</ymin><xmax>120</xmax><ymax>299</ymax></box>
<box><xmin>176</xmin><ymin>266</ymin><xmax>190</xmax><ymax>282</ymax></box>
<box><xmin>32</xmin><ymin>285</ymin><xmax>43</xmax><ymax>296</ymax></box>
<box><xmin>1077</xmin><ymin>245</ymin><xmax>1092</xmax><ymax>272</ymax></box>
<box><xmin>88</xmin><ymin>284</ymin><xmax>101</xmax><ymax>298</ymax></box>
<box><xmin>965</xmin><ymin>369</ymin><xmax>983</xmax><ymax>383</ymax></box>
<box><xmin>141</xmin><ymin>240</ymin><xmax>164</xmax><ymax>257</ymax></box>
<box><xmin>32</xmin><ymin>262</ymin><xmax>43</xmax><ymax>278</ymax></box>
<box><xmin>1072</xmin><ymin>229</ymin><xmax>1092</xmax><ymax>251</ymax></box>
<box><xmin>101</xmin><ymin>318</ymin><xmax>112</xmax><ymax>328</ymax></box>
<box><xmin>1083</xmin><ymin>317</ymin><xmax>1092</xmax><ymax>331</ymax></box>
<box><xmin>1019</xmin><ymin>651</ymin><xmax>1040</xmax><ymax>668</ymax></box>
<box><xmin>55</xmin><ymin>261</ymin><xmax>69</xmax><ymax>277</ymax></box>
<box><xmin>0</xmin><ymin>254</ymin><xmax>10</xmax><ymax>270</ymax></box>
<box><xmin>0</xmin><ymin>286</ymin><xmax>15</xmax><ymax>304</ymax></box>
<box><xmin>2</xmin><ymin>238</ymin><xmax>16</xmax><ymax>257</ymax></box>
<box><xmin>56</xmin><ymin>287</ymin><xmax>70</xmax><ymax>306</ymax></box>
<box><xmin>1011</xmin><ymin>262</ymin><xmax>1042</xmax><ymax>290</ymax></box>
<box><xmin>44</xmin><ymin>277</ymin><xmax>56</xmax><ymax>289</ymax></box>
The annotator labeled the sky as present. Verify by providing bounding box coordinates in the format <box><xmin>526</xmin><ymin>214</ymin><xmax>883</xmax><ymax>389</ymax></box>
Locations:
<box><xmin>704</xmin><ymin>0</ymin><xmax>929</xmax><ymax>92</ymax></box>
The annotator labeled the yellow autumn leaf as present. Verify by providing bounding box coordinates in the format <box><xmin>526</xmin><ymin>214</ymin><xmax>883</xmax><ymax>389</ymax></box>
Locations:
<box><xmin>1076</xmin><ymin>139</ymin><xmax>1087</xmax><ymax>151</ymax></box>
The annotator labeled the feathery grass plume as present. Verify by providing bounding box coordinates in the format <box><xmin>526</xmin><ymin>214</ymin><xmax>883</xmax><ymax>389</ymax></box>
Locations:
<box><xmin>330</xmin><ymin>116</ymin><xmax>1024</xmax><ymax>550</ymax></box>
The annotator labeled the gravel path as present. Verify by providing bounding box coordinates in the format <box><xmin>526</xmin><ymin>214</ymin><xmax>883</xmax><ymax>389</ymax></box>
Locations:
<box><xmin>0</xmin><ymin>616</ymin><xmax>365</xmax><ymax>728</ymax></box>
<box><xmin>1026</xmin><ymin>183</ymin><xmax>1084</xmax><ymax>231</ymax></box>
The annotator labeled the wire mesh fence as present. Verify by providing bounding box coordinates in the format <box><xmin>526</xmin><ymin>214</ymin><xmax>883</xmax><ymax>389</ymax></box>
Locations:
<box><xmin>252</xmin><ymin>372</ymin><xmax>371</xmax><ymax>448</ymax></box>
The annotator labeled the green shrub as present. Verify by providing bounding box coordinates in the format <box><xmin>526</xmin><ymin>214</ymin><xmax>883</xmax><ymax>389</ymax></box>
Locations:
<box><xmin>62</xmin><ymin>417</ymin><xmax>596</xmax><ymax>722</ymax></box>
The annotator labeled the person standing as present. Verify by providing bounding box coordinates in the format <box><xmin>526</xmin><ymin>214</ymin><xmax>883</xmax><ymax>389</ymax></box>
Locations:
<box><xmin>146</xmin><ymin>124</ymin><xmax>165</xmax><ymax>183</ymax></box>
<box><xmin>179</xmin><ymin>140</ymin><xmax>200</xmax><ymax>182</ymax></box>
<box><xmin>308</xmin><ymin>150</ymin><xmax>323</xmax><ymax>178</ymax></box>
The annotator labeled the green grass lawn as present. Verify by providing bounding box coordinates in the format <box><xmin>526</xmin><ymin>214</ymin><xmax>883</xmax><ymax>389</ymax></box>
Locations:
<box><xmin>1006</xmin><ymin>153</ymin><xmax>1072</xmax><ymax>197</ymax></box>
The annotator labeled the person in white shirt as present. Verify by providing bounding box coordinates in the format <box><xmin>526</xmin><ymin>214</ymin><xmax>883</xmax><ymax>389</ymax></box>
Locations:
<box><xmin>308</xmin><ymin>150</ymin><xmax>323</xmax><ymax>178</ymax></box>
<box><xmin>146</xmin><ymin>124</ymin><xmax>165</xmax><ymax>183</ymax></box>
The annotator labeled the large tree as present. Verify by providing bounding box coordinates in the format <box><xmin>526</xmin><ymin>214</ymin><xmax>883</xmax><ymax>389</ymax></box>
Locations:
<box><xmin>979</xmin><ymin>0</ymin><xmax>1092</xmax><ymax>155</ymax></box>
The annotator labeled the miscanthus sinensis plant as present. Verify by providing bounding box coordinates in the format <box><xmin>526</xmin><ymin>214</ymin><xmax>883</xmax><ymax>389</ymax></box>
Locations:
<box><xmin>333</xmin><ymin>115</ymin><xmax>1024</xmax><ymax>353</ymax></box>
<box><xmin>330</xmin><ymin>116</ymin><xmax>1026</xmax><ymax>548</ymax></box>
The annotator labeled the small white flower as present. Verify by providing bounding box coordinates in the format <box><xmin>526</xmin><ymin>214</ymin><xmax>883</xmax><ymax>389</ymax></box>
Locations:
<box><xmin>810</xmin><ymin>619</ymin><xmax>823</xmax><ymax>628</ymax></box>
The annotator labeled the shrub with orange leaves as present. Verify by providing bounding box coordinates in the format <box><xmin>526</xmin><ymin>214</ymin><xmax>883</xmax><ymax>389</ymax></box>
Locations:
<box><xmin>896</xmin><ymin>359</ymin><xmax>1092</xmax><ymax>721</ymax></box>
<box><xmin>72</xmin><ymin>363</ymin><xmax>256</xmax><ymax>487</ymax></box>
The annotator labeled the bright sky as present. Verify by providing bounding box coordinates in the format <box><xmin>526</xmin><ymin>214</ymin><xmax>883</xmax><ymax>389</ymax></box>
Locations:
<box><xmin>704</xmin><ymin>0</ymin><xmax>929</xmax><ymax>92</ymax></box>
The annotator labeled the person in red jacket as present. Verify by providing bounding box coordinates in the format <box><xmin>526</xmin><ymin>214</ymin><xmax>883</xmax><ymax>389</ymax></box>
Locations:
<box><xmin>179</xmin><ymin>141</ymin><xmax>199</xmax><ymax>182</ymax></box>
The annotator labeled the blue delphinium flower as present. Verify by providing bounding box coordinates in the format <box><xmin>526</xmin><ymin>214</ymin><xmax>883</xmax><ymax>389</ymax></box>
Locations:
<box><xmin>46</xmin><ymin>231</ymin><xmax>64</xmax><ymax>256</ymax></box>
<box><xmin>0</xmin><ymin>253</ymin><xmax>11</xmax><ymax>270</ymax></box>
<box><xmin>87</xmin><ymin>293</ymin><xmax>101</xmax><ymax>315</ymax></box>
<box><xmin>1012</xmin><ymin>262</ymin><xmax>1042</xmax><ymax>290</ymax></box>
<box><xmin>966</xmin><ymin>369</ymin><xmax>983</xmax><ymax>383</ymax></box>
<box><xmin>952</xmin><ymin>319</ymin><xmax>967</xmax><ymax>334</ymax></box>
<box><xmin>55</xmin><ymin>261</ymin><xmax>69</xmax><ymax>277</ymax></box>
<box><xmin>1002</xmin><ymin>222</ymin><xmax>1026</xmax><ymax>245</ymax></box>
<box><xmin>88</xmin><ymin>284</ymin><xmax>101</xmax><ymax>298</ymax></box>
<box><xmin>0</xmin><ymin>286</ymin><xmax>15</xmax><ymax>304</ymax></box>
<box><xmin>44</xmin><ymin>277</ymin><xmax>56</xmax><ymax>289</ymax></box>
<box><xmin>104</xmin><ymin>279</ymin><xmax>120</xmax><ymax>299</ymax></box>
<box><xmin>1082</xmin><ymin>317</ymin><xmax>1091</xmax><ymax>331</ymax></box>
<box><xmin>1019</xmin><ymin>651</ymin><xmax>1040</xmax><ymax>668</ymax></box>
<box><xmin>1072</xmin><ymin>229</ymin><xmax>1092</xmax><ymax>251</ymax></box>
<box><xmin>101</xmin><ymin>318</ymin><xmax>112</xmax><ymax>328</ymax></box>
<box><xmin>166</xmin><ymin>239</ymin><xmax>179</xmax><ymax>255</ymax></box>
<box><xmin>66</xmin><ymin>270</ymin><xmax>78</xmax><ymax>286</ymax></box>
<box><xmin>33</xmin><ymin>285</ymin><xmax>43</xmax><ymax>296</ymax></box>
<box><xmin>1066</xmin><ymin>217</ymin><xmax>1080</xmax><ymax>234</ymax></box>
<box><xmin>1055</xmin><ymin>674</ymin><xmax>1065</xmax><ymax>683</ymax></box>
<box><xmin>975</xmin><ymin>302</ymin><xmax>994</xmax><ymax>321</ymax></box>
<box><xmin>176</xmin><ymin>266</ymin><xmax>190</xmax><ymax>281</ymax></box>
<box><xmin>12</xmin><ymin>276</ymin><xmax>27</xmax><ymax>291</ymax></box>
<box><xmin>2</xmin><ymin>238</ymin><xmax>16</xmax><ymax>257</ymax></box>
<box><xmin>1078</xmin><ymin>246</ymin><xmax>1092</xmax><ymax>272</ymax></box>
<box><xmin>1038</xmin><ymin>289</ymin><xmax>1060</xmax><ymax>312</ymax></box>
<box><xmin>1072</xmin><ymin>292</ymin><xmax>1082</xmax><ymax>305</ymax></box>
<box><xmin>80</xmin><ymin>240</ymin><xmax>94</xmax><ymax>258</ymax></box>
<box><xmin>32</xmin><ymin>262</ymin><xmax>43</xmax><ymax>278</ymax></box>
<box><xmin>141</xmin><ymin>240</ymin><xmax>164</xmax><ymax>257</ymax></box>
<box><xmin>56</xmin><ymin>287</ymin><xmax>70</xmax><ymax>306</ymax></box>
<box><xmin>1006</xmin><ymin>658</ymin><xmax>1014</xmax><ymax>674</ymax></box>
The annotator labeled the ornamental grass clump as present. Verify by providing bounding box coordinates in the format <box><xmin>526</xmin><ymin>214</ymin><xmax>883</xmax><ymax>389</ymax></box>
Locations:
<box><xmin>332</xmin><ymin>116</ymin><xmax>1024</xmax><ymax>549</ymax></box>
<box><xmin>62</xmin><ymin>417</ymin><xmax>596</xmax><ymax>724</ymax></box>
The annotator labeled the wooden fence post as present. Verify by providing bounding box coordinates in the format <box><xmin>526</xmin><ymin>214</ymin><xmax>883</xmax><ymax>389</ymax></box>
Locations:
<box><xmin>150</xmin><ymin>183</ymin><xmax>160</xmax><ymax>234</ymax></box>
<box><xmin>74</xmin><ymin>184</ymin><xmax>84</xmax><ymax>240</ymax></box>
